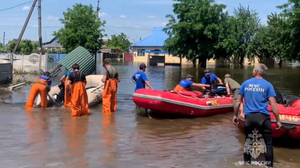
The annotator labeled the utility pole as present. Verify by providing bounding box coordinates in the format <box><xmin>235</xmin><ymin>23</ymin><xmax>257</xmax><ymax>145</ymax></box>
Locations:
<box><xmin>3</xmin><ymin>32</ymin><xmax>5</xmax><ymax>46</ymax></box>
<box><xmin>96</xmin><ymin>0</ymin><xmax>100</xmax><ymax>19</ymax></box>
<box><xmin>38</xmin><ymin>0</ymin><xmax>43</xmax><ymax>73</ymax></box>
<box><xmin>95</xmin><ymin>0</ymin><xmax>100</xmax><ymax>74</ymax></box>
<box><xmin>12</xmin><ymin>0</ymin><xmax>38</xmax><ymax>72</ymax></box>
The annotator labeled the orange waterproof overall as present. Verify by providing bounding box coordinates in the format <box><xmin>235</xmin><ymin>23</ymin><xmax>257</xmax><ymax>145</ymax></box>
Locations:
<box><xmin>102</xmin><ymin>79</ymin><xmax>118</xmax><ymax>114</ymax></box>
<box><xmin>173</xmin><ymin>85</ymin><xmax>190</xmax><ymax>92</ymax></box>
<box><xmin>64</xmin><ymin>76</ymin><xmax>71</xmax><ymax>107</ymax></box>
<box><xmin>70</xmin><ymin>81</ymin><xmax>89</xmax><ymax>117</ymax></box>
<box><xmin>25</xmin><ymin>78</ymin><xmax>49</xmax><ymax>110</ymax></box>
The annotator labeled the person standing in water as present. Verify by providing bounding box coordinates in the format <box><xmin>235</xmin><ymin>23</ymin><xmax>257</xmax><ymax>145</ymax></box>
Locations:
<box><xmin>59</xmin><ymin>68</ymin><xmax>73</xmax><ymax>107</ymax></box>
<box><xmin>233</xmin><ymin>63</ymin><xmax>282</xmax><ymax>168</ymax></box>
<box><xmin>68</xmin><ymin>63</ymin><xmax>89</xmax><ymax>117</ymax></box>
<box><xmin>224</xmin><ymin>74</ymin><xmax>240</xmax><ymax>106</ymax></box>
<box><xmin>132</xmin><ymin>63</ymin><xmax>153</xmax><ymax>91</ymax></box>
<box><xmin>101</xmin><ymin>59</ymin><xmax>120</xmax><ymax>114</ymax></box>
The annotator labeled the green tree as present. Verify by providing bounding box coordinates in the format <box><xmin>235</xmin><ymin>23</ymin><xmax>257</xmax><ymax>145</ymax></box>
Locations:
<box><xmin>19</xmin><ymin>39</ymin><xmax>33</xmax><ymax>55</ymax></box>
<box><xmin>277</xmin><ymin>0</ymin><xmax>300</xmax><ymax>61</ymax></box>
<box><xmin>164</xmin><ymin>0</ymin><xmax>228</xmax><ymax>67</ymax></box>
<box><xmin>248</xmin><ymin>13</ymin><xmax>289</xmax><ymax>65</ymax></box>
<box><xmin>214</xmin><ymin>15</ymin><xmax>239</xmax><ymax>61</ymax></box>
<box><xmin>0</xmin><ymin>43</ymin><xmax>5</xmax><ymax>52</ymax></box>
<box><xmin>32</xmin><ymin>41</ymin><xmax>39</xmax><ymax>53</ymax></box>
<box><xmin>54</xmin><ymin>3</ymin><xmax>106</xmax><ymax>54</ymax></box>
<box><xmin>6</xmin><ymin>39</ymin><xmax>20</xmax><ymax>53</ymax></box>
<box><xmin>233</xmin><ymin>5</ymin><xmax>260</xmax><ymax>65</ymax></box>
<box><xmin>106</xmin><ymin>33</ymin><xmax>132</xmax><ymax>53</ymax></box>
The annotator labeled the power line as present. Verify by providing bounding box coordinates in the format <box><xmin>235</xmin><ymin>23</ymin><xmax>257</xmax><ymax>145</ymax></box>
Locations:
<box><xmin>0</xmin><ymin>0</ymin><xmax>33</xmax><ymax>13</ymax></box>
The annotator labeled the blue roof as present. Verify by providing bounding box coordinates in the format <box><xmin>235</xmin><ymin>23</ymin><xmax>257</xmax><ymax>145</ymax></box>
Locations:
<box><xmin>131</xmin><ymin>27</ymin><xmax>168</xmax><ymax>47</ymax></box>
<box><xmin>143</xmin><ymin>50</ymin><xmax>169</xmax><ymax>54</ymax></box>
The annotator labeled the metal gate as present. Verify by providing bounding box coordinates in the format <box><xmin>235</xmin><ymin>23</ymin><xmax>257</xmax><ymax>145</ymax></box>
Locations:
<box><xmin>149</xmin><ymin>56</ymin><xmax>165</xmax><ymax>66</ymax></box>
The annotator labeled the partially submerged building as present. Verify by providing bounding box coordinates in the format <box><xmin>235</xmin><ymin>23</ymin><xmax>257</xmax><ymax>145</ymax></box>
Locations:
<box><xmin>131</xmin><ymin>27</ymin><xmax>197</xmax><ymax>66</ymax></box>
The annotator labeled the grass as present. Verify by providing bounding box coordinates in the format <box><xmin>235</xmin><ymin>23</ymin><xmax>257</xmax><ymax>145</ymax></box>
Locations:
<box><xmin>13</xmin><ymin>68</ymin><xmax>39</xmax><ymax>75</ymax></box>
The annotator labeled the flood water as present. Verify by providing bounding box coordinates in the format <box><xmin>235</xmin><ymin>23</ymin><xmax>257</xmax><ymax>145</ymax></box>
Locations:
<box><xmin>1</xmin><ymin>62</ymin><xmax>300</xmax><ymax>168</ymax></box>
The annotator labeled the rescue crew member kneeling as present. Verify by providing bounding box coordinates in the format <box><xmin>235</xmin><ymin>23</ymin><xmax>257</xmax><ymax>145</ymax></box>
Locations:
<box><xmin>25</xmin><ymin>71</ymin><xmax>52</xmax><ymax>110</ymax></box>
<box><xmin>173</xmin><ymin>74</ymin><xmax>210</xmax><ymax>91</ymax></box>
<box><xmin>68</xmin><ymin>63</ymin><xmax>89</xmax><ymax>117</ymax></box>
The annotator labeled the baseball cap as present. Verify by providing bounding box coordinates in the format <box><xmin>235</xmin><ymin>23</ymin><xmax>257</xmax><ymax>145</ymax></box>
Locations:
<box><xmin>204</xmin><ymin>69</ymin><xmax>210</xmax><ymax>73</ymax></box>
<box><xmin>225</xmin><ymin>74</ymin><xmax>231</xmax><ymax>78</ymax></box>
<box><xmin>139</xmin><ymin>63</ymin><xmax>147</xmax><ymax>69</ymax></box>
<box><xmin>186</xmin><ymin>74</ymin><xmax>193</xmax><ymax>78</ymax></box>
<box><xmin>204</xmin><ymin>69</ymin><xmax>210</xmax><ymax>76</ymax></box>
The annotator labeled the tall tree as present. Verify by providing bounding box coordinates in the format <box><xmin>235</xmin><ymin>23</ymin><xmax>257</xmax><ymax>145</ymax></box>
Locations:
<box><xmin>233</xmin><ymin>5</ymin><xmax>260</xmax><ymax>65</ymax></box>
<box><xmin>32</xmin><ymin>41</ymin><xmax>39</xmax><ymax>53</ymax></box>
<box><xmin>0</xmin><ymin>43</ymin><xmax>4</xmax><ymax>53</ymax></box>
<box><xmin>248</xmin><ymin>13</ymin><xmax>289</xmax><ymax>65</ymax></box>
<box><xmin>106</xmin><ymin>33</ymin><xmax>132</xmax><ymax>53</ymax></box>
<box><xmin>7</xmin><ymin>39</ymin><xmax>20</xmax><ymax>53</ymax></box>
<box><xmin>19</xmin><ymin>39</ymin><xmax>33</xmax><ymax>55</ymax></box>
<box><xmin>164</xmin><ymin>0</ymin><xmax>227</xmax><ymax>67</ymax></box>
<box><xmin>277</xmin><ymin>0</ymin><xmax>300</xmax><ymax>61</ymax></box>
<box><xmin>54</xmin><ymin>3</ymin><xmax>106</xmax><ymax>54</ymax></box>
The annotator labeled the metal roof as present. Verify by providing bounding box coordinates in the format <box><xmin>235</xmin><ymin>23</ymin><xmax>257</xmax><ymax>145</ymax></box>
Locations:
<box><xmin>131</xmin><ymin>27</ymin><xmax>168</xmax><ymax>47</ymax></box>
<box><xmin>42</xmin><ymin>37</ymin><xmax>62</xmax><ymax>48</ymax></box>
<box><xmin>58</xmin><ymin>46</ymin><xmax>95</xmax><ymax>75</ymax></box>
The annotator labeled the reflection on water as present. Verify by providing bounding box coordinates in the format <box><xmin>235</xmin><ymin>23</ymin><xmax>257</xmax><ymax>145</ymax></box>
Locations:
<box><xmin>0</xmin><ymin>63</ymin><xmax>300</xmax><ymax>167</ymax></box>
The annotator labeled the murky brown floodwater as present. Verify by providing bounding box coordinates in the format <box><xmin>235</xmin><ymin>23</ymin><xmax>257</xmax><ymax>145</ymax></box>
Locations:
<box><xmin>1</xmin><ymin>62</ymin><xmax>300</xmax><ymax>168</ymax></box>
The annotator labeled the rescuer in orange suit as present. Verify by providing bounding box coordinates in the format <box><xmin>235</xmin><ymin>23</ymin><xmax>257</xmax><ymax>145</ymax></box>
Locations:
<box><xmin>101</xmin><ymin>59</ymin><xmax>120</xmax><ymax>114</ymax></box>
<box><xmin>59</xmin><ymin>68</ymin><xmax>73</xmax><ymax>107</ymax></box>
<box><xmin>25</xmin><ymin>71</ymin><xmax>52</xmax><ymax>110</ymax></box>
<box><xmin>68</xmin><ymin>63</ymin><xmax>89</xmax><ymax>117</ymax></box>
<box><xmin>173</xmin><ymin>74</ymin><xmax>210</xmax><ymax>91</ymax></box>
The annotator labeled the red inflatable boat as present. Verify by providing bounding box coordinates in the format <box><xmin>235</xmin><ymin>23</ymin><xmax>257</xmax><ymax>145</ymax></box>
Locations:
<box><xmin>132</xmin><ymin>89</ymin><xmax>233</xmax><ymax>117</ymax></box>
<box><xmin>238</xmin><ymin>100</ymin><xmax>300</xmax><ymax>140</ymax></box>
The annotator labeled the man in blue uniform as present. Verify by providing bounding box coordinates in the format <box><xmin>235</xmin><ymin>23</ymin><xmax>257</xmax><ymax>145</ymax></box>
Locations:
<box><xmin>201</xmin><ymin>69</ymin><xmax>223</xmax><ymax>91</ymax></box>
<box><xmin>131</xmin><ymin>63</ymin><xmax>153</xmax><ymax>91</ymax></box>
<box><xmin>233</xmin><ymin>63</ymin><xmax>282</xmax><ymax>168</ymax></box>
<box><xmin>173</xmin><ymin>74</ymin><xmax>209</xmax><ymax>91</ymax></box>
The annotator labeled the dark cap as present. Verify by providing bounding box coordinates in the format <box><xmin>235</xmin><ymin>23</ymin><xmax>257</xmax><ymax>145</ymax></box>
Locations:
<box><xmin>204</xmin><ymin>69</ymin><xmax>210</xmax><ymax>76</ymax></box>
<box><xmin>186</xmin><ymin>74</ymin><xmax>193</xmax><ymax>78</ymax></box>
<box><xmin>139</xmin><ymin>63</ymin><xmax>147</xmax><ymax>69</ymax></box>
<box><xmin>204</xmin><ymin>69</ymin><xmax>210</xmax><ymax>73</ymax></box>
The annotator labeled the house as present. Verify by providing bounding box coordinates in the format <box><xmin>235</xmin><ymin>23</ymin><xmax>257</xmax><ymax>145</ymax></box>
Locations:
<box><xmin>131</xmin><ymin>27</ymin><xmax>204</xmax><ymax>66</ymax></box>
<box><xmin>42</xmin><ymin>37</ymin><xmax>64</xmax><ymax>52</ymax></box>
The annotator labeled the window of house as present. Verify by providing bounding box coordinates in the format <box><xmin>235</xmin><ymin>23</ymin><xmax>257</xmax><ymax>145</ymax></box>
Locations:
<box><xmin>137</xmin><ymin>49</ymin><xmax>145</xmax><ymax>56</ymax></box>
